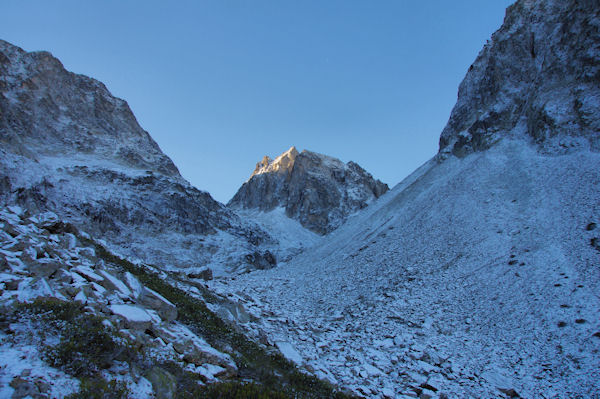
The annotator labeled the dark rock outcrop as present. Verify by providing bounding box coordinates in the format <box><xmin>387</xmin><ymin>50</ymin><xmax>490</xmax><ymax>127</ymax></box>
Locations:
<box><xmin>229</xmin><ymin>146</ymin><xmax>388</xmax><ymax>234</ymax></box>
<box><xmin>439</xmin><ymin>0</ymin><xmax>600</xmax><ymax>157</ymax></box>
<box><xmin>244</xmin><ymin>250</ymin><xmax>277</xmax><ymax>270</ymax></box>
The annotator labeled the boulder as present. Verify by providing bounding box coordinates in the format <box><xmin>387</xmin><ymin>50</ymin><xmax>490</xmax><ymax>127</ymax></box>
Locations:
<box><xmin>72</xmin><ymin>265</ymin><xmax>104</xmax><ymax>283</ymax></box>
<box><xmin>4</xmin><ymin>278</ymin><xmax>21</xmax><ymax>291</ymax></box>
<box><xmin>98</xmin><ymin>270</ymin><xmax>132</xmax><ymax>298</ymax></box>
<box><xmin>77</xmin><ymin>247</ymin><xmax>95</xmax><ymax>258</ymax></box>
<box><xmin>216</xmin><ymin>301</ymin><xmax>251</xmax><ymax>324</ymax></box>
<box><xmin>482</xmin><ymin>371</ymin><xmax>520</xmax><ymax>398</ymax></box>
<box><xmin>381</xmin><ymin>387</ymin><xmax>395</xmax><ymax>399</ymax></box>
<box><xmin>187</xmin><ymin>267</ymin><xmax>212</xmax><ymax>281</ymax></box>
<box><xmin>140</xmin><ymin>287</ymin><xmax>177</xmax><ymax>322</ymax></box>
<box><xmin>244</xmin><ymin>250</ymin><xmax>277</xmax><ymax>270</ymax></box>
<box><xmin>275</xmin><ymin>341</ymin><xmax>303</xmax><ymax>365</ymax></box>
<box><xmin>109</xmin><ymin>304</ymin><xmax>154</xmax><ymax>330</ymax></box>
<box><xmin>155</xmin><ymin>324</ymin><xmax>236</xmax><ymax>375</ymax></box>
<box><xmin>144</xmin><ymin>367</ymin><xmax>177</xmax><ymax>399</ymax></box>
<box><xmin>9</xmin><ymin>377</ymin><xmax>42</xmax><ymax>399</ymax></box>
<box><xmin>28</xmin><ymin>259</ymin><xmax>61</xmax><ymax>278</ymax></box>
<box><xmin>124</xmin><ymin>272</ymin><xmax>143</xmax><ymax>298</ymax></box>
<box><xmin>0</xmin><ymin>256</ymin><xmax>8</xmax><ymax>272</ymax></box>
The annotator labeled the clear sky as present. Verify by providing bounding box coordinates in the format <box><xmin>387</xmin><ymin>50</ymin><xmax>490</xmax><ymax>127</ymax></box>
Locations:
<box><xmin>3</xmin><ymin>1</ymin><xmax>513</xmax><ymax>203</ymax></box>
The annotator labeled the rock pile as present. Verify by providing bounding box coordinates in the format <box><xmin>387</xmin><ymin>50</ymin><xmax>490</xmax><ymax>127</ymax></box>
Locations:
<box><xmin>0</xmin><ymin>206</ymin><xmax>236</xmax><ymax>397</ymax></box>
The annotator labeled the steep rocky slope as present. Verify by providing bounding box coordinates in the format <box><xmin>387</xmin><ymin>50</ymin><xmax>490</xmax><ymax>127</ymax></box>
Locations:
<box><xmin>0</xmin><ymin>39</ymin><xmax>273</xmax><ymax>275</ymax></box>
<box><xmin>0</xmin><ymin>207</ymin><xmax>353</xmax><ymax>398</ymax></box>
<box><xmin>218</xmin><ymin>143</ymin><xmax>600</xmax><ymax>397</ymax></box>
<box><xmin>439</xmin><ymin>0</ymin><xmax>600</xmax><ymax>156</ymax></box>
<box><xmin>229</xmin><ymin>146</ymin><xmax>388</xmax><ymax>235</ymax></box>
<box><xmin>213</xmin><ymin>0</ymin><xmax>600</xmax><ymax>397</ymax></box>
<box><xmin>0</xmin><ymin>207</ymin><xmax>235</xmax><ymax>397</ymax></box>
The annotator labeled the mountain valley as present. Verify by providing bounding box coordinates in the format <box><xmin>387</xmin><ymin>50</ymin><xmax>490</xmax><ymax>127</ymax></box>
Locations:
<box><xmin>1</xmin><ymin>0</ymin><xmax>599</xmax><ymax>397</ymax></box>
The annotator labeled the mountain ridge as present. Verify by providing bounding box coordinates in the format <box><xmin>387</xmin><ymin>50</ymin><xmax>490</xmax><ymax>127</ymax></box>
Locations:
<box><xmin>0</xmin><ymin>39</ymin><xmax>276</xmax><ymax>276</ymax></box>
<box><xmin>0</xmin><ymin>39</ymin><xmax>181</xmax><ymax>177</ymax></box>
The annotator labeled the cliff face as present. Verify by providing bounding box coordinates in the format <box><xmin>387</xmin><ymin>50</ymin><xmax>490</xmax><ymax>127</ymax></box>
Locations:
<box><xmin>229</xmin><ymin>147</ymin><xmax>388</xmax><ymax>235</ymax></box>
<box><xmin>0</xmin><ymin>40</ymin><xmax>273</xmax><ymax>274</ymax></box>
<box><xmin>0</xmin><ymin>40</ymin><xmax>179</xmax><ymax>176</ymax></box>
<box><xmin>439</xmin><ymin>0</ymin><xmax>600</xmax><ymax>157</ymax></box>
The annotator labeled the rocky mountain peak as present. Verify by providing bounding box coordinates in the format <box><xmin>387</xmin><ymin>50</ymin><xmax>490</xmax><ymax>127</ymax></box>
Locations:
<box><xmin>229</xmin><ymin>147</ymin><xmax>388</xmax><ymax>235</ymax></box>
<box><xmin>438</xmin><ymin>0</ymin><xmax>600</xmax><ymax>157</ymax></box>
<box><xmin>251</xmin><ymin>146</ymin><xmax>298</xmax><ymax>178</ymax></box>
<box><xmin>0</xmin><ymin>39</ymin><xmax>180</xmax><ymax>177</ymax></box>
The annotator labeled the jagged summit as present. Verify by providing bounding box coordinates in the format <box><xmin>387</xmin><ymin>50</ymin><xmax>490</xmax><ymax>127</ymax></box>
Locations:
<box><xmin>229</xmin><ymin>147</ymin><xmax>388</xmax><ymax>235</ymax></box>
<box><xmin>251</xmin><ymin>146</ymin><xmax>299</xmax><ymax>178</ymax></box>
<box><xmin>439</xmin><ymin>0</ymin><xmax>600</xmax><ymax>157</ymax></box>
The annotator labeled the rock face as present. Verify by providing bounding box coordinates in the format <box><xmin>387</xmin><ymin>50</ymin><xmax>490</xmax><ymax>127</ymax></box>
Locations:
<box><xmin>0</xmin><ymin>41</ymin><xmax>179</xmax><ymax>176</ymax></box>
<box><xmin>228</xmin><ymin>146</ymin><xmax>388</xmax><ymax>234</ymax></box>
<box><xmin>439</xmin><ymin>0</ymin><xmax>600</xmax><ymax>157</ymax></box>
<box><xmin>0</xmin><ymin>39</ymin><xmax>273</xmax><ymax>274</ymax></box>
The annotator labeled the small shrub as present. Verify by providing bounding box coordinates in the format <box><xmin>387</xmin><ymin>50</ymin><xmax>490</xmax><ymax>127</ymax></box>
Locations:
<box><xmin>65</xmin><ymin>377</ymin><xmax>130</xmax><ymax>399</ymax></box>
<box><xmin>196</xmin><ymin>382</ymin><xmax>288</xmax><ymax>399</ymax></box>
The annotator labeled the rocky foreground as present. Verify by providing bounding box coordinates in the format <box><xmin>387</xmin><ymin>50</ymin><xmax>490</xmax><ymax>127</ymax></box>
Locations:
<box><xmin>0</xmin><ymin>206</ymin><xmax>353</xmax><ymax>398</ymax></box>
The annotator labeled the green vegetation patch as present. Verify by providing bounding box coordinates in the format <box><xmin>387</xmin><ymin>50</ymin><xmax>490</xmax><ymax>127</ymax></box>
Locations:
<box><xmin>196</xmin><ymin>381</ymin><xmax>289</xmax><ymax>399</ymax></box>
<box><xmin>65</xmin><ymin>377</ymin><xmax>130</xmax><ymax>399</ymax></box>
<box><xmin>17</xmin><ymin>298</ymin><xmax>138</xmax><ymax>377</ymax></box>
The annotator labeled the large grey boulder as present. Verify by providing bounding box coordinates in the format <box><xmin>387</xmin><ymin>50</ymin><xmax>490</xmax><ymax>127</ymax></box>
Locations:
<box><xmin>144</xmin><ymin>367</ymin><xmax>177</xmax><ymax>399</ymax></box>
<box><xmin>140</xmin><ymin>287</ymin><xmax>178</xmax><ymax>322</ymax></box>
<box><xmin>109</xmin><ymin>304</ymin><xmax>154</xmax><ymax>331</ymax></box>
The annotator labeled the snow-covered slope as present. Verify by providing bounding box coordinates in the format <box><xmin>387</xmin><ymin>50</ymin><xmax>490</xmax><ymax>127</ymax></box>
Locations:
<box><xmin>229</xmin><ymin>146</ymin><xmax>388</xmax><ymax>235</ymax></box>
<box><xmin>215</xmin><ymin>140</ymin><xmax>600</xmax><ymax>397</ymax></box>
<box><xmin>0</xmin><ymin>39</ymin><xmax>275</xmax><ymax>275</ymax></box>
<box><xmin>234</xmin><ymin>207</ymin><xmax>322</xmax><ymax>263</ymax></box>
<box><xmin>211</xmin><ymin>0</ymin><xmax>600</xmax><ymax>397</ymax></box>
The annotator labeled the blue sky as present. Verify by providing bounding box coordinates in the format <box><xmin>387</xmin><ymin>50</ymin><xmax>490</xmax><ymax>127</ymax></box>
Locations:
<box><xmin>3</xmin><ymin>1</ymin><xmax>513</xmax><ymax>202</ymax></box>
